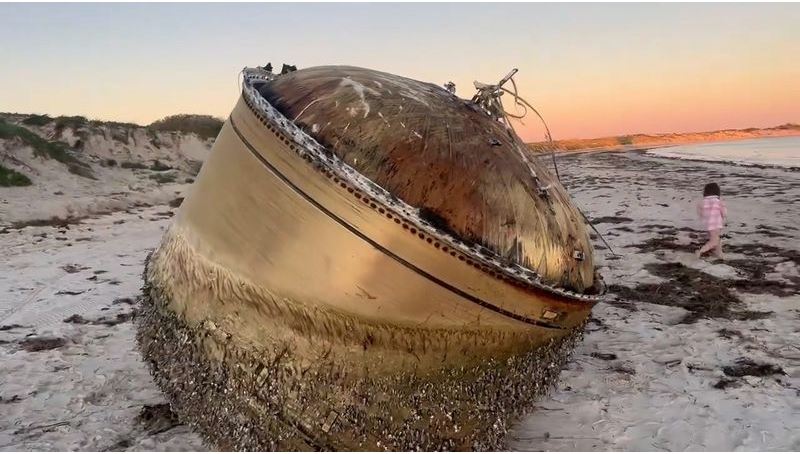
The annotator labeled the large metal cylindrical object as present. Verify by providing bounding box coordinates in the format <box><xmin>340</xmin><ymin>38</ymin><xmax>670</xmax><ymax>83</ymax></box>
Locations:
<box><xmin>136</xmin><ymin>66</ymin><xmax>603</xmax><ymax>450</ymax></box>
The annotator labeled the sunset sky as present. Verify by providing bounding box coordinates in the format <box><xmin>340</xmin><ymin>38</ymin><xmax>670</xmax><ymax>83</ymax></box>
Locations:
<box><xmin>1</xmin><ymin>3</ymin><xmax>798</xmax><ymax>141</ymax></box>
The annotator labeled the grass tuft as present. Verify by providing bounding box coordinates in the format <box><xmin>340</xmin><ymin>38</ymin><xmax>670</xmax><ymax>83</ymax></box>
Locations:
<box><xmin>149</xmin><ymin>114</ymin><xmax>223</xmax><ymax>140</ymax></box>
<box><xmin>53</xmin><ymin>115</ymin><xmax>89</xmax><ymax>131</ymax></box>
<box><xmin>22</xmin><ymin>114</ymin><xmax>53</xmax><ymax>127</ymax></box>
<box><xmin>120</xmin><ymin>161</ymin><xmax>149</xmax><ymax>170</ymax></box>
<box><xmin>149</xmin><ymin>172</ymin><xmax>177</xmax><ymax>184</ymax></box>
<box><xmin>149</xmin><ymin>160</ymin><xmax>172</xmax><ymax>171</ymax></box>
<box><xmin>0</xmin><ymin>164</ymin><xmax>33</xmax><ymax>187</ymax></box>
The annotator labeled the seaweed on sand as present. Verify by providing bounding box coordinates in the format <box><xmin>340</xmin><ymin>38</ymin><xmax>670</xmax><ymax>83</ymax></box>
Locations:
<box><xmin>722</xmin><ymin>358</ymin><xmax>785</xmax><ymax>378</ymax></box>
<box><xmin>136</xmin><ymin>403</ymin><xmax>181</xmax><ymax>435</ymax></box>
<box><xmin>19</xmin><ymin>336</ymin><xmax>66</xmax><ymax>352</ymax></box>
<box><xmin>631</xmin><ymin>236</ymin><xmax>698</xmax><ymax>254</ymax></box>
<box><xmin>608</xmin><ymin>262</ymin><xmax>776</xmax><ymax>324</ymax></box>
<box><xmin>591</xmin><ymin>216</ymin><xmax>633</xmax><ymax>225</ymax></box>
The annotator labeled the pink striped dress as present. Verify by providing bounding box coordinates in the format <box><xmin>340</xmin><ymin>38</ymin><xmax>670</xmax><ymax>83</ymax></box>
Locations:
<box><xmin>700</xmin><ymin>196</ymin><xmax>727</xmax><ymax>231</ymax></box>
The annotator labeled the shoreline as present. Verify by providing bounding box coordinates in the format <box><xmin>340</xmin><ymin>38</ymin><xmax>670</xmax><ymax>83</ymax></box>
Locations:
<box><xmin>541</xmin><ymin>135</ymin><xmax>800</xmax><ymax>173</ymax></box>
<box><xmin>532</xmin><ymin>130</ymin><xmax>800</xmax><ymax>156</ymax></box>
<box><xmin>639</xmin><ymin>149</ymin><xmax>800</xmax><ymax>172</ymax></box>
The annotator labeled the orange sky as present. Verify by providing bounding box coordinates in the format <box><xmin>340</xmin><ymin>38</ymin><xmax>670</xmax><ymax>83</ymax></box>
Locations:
<box><xmin>1</xmin><ymin>3</ymin><xmax>798</xmax><ymax>141</ymax></box>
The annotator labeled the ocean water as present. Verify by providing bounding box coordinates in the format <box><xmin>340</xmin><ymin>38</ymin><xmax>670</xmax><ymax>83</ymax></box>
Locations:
<box><xmin>648</xmin><ymin>136</ymin><xmax>800</xmax><ymax>169</ymax></box>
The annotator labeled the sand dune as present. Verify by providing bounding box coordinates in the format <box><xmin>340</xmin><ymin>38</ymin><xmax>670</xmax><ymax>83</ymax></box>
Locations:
<box><xmin>0</xmin><ymin>113</ymin><xmax>213</xmax><ymax>226</ymax></box>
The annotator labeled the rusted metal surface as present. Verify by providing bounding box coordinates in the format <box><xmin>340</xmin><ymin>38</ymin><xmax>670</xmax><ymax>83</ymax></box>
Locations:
<box><xmin>258</xmin><ymin>66</ymin><xmax>595</xmax><ymax>292</ymax></box>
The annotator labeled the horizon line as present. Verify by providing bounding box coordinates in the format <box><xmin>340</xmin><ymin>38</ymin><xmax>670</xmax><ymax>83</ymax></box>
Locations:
<box><xmin>2</xmin><ymin>110</ymin><xmax>797</xmax><ymax>145</ymax></box>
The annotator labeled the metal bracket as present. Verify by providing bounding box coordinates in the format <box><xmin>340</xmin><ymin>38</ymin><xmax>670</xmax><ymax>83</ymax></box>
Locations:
<box><xmin>541</xmin><ymin>309</ymin><xmax>562</xmax><ymax>321</ymax></box>
<box><xmin>321</xmin><ymin>411</ymin><xmax>338</xmax><ymax>433</ymax></box>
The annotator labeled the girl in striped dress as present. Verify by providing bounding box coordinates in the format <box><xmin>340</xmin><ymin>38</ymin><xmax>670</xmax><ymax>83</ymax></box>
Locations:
<box><xmin>696</xmin><ymin>182</ymin><xmax>727</xmax><ymax>259</ymax></box>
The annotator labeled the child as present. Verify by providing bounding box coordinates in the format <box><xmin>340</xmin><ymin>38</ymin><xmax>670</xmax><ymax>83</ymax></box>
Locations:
<box><xmin>695</xmin><ymin>182</ymin><xmax>727</xmax><ymax>260</ymax></box>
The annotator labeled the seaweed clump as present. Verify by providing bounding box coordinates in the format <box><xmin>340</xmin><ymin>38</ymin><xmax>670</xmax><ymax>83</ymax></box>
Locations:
<box><xmin>608</xmin><ymin>262</ymin><xmax>778</xmax><ymax>324</ymax></box>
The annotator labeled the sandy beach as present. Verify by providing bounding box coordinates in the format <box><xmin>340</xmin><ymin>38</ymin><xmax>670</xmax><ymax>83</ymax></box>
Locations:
<box><xmin>513</xmin><ymin>150</ymin><xmax>800</xmax><ymax>450</ymax></box>
<box><xmin>1</xmin><ymin>148</ymin><xmax>798</xmax><ymax>450</ymax></box>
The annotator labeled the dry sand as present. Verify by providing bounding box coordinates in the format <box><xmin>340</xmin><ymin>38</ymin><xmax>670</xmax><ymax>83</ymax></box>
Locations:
<box><xmin>0</xmin><ymin>204</ymin><xmax>204</xmax><ymax>450</ymax></box>
<box><xmin>1</xmin><ymin>149</ymin><xmax>798</xmax><ymax>450</ymax></box>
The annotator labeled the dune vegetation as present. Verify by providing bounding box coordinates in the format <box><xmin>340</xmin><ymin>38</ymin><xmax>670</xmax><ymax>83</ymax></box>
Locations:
<box><xmin>0</xmin><ymin>119</ymin><xmax>94</xmax><ymax>179</ymax></box>
<box><xmin>0</xmin><ymin>163</ymin><xmax>33</xmax><ymax>187</ymax></box>
<box><xmin>148</xmin><ymin>114</ymin><xmax>223</xmax><ymax>140</ymax></box>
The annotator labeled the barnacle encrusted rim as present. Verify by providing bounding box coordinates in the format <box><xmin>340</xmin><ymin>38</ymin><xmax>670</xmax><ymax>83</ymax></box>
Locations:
<box><xmin>136</xmin><ymin>264</ymin><xmax>587</xmax><ymax>450</ymax></box>
<box><xmin>240</xmin><ymin>68</ymin><xmax>604</xmax><ymax>303</ymax></box>
<box><xmin>149</xmin><ymin>227</ymin><xmax>570</xmax><ymax>358</ymax></box>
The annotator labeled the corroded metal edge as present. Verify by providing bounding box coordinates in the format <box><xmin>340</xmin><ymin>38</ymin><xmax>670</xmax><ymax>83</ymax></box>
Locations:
<box><xmin>240</xmin><ymin>68</ymin><xmax>605</xmax><ymax>303</ymax></box>
<box><xmin>136</xmin><ymin>253</ymin><xmax>586</xmax><ymax>450</ymax></box>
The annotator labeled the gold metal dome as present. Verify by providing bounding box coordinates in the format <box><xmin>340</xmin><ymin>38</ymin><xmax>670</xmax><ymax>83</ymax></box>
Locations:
<box><xmin>258</xmin><ymin>65</ymin><xmax>596</xmax><ymax>293</ymax></box>
<box><xmin>136</xmin><ymin>65</ymin><xmax>604</xmax><ymax>451</ymax></box>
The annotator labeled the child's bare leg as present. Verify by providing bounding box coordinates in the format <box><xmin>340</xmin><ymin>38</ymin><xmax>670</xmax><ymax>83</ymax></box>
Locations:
<box><xmin>696</xmin><ymin>241</ymin><xmax>714</xmax><ymax>257</ymax></box>
<box><xmin>714</xmin><ymin>232</ymin><xmax>724</xmax><ymax>259</ymax></box>
<box><xmin>696</xmin><ymin>230</ymin><xmax>720</xmax><ymax>257</ymax></box>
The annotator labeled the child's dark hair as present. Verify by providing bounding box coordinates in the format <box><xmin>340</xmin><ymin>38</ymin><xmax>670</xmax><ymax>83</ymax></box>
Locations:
<box><xmin>703</xmin><ymin>182</ymin><xmax>720</xmax><ymax>197</ymax></box>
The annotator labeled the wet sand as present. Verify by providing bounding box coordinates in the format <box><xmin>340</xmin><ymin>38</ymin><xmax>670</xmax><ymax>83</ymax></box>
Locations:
<box><xmin>1</xmin><ymin>150</ymin><xmax>798</xmax><ymax>450</ymax></box>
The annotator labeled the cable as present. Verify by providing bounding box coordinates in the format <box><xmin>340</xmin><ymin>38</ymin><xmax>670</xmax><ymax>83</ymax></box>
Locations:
<box><xmin>473</xmin><ymin>72</ymin><xmax>619</xmax><ymax>257</ymax></box>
